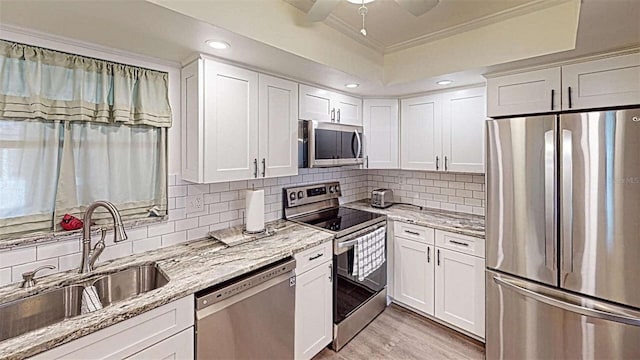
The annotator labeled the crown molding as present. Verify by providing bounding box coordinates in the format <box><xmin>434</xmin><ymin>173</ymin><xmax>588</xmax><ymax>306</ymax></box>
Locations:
<box><xmin>384</xmin><ymin>0</ymin><xmax>571</xmax><ymax>54</ymax></box>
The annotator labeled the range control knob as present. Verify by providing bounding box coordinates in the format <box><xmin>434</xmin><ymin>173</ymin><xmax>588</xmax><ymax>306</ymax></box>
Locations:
<box><xmin>335</xmin><ymin>185</ymin><xmax>340</xmax><ymax>193</ymax></box>
<box><xmin>329</xmin><ymin>186</ymin><xmax>335</xmax><ymax>193</ymax></box>
<box><xmin>297</xmin><ymin>191</ymin><xmax>304</xmax><ymax>199</ymax></box>
<box><xmin>289</xmin><ymin>192</ymin><xmax>296</xmax><ymax>201</ymax></box>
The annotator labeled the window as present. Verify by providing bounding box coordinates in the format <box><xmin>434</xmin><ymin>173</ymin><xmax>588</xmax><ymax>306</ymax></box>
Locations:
<box><xmin>0</xmin><ymin>40</ymin><xmax>171</xmax><ymax>239</ymax></box>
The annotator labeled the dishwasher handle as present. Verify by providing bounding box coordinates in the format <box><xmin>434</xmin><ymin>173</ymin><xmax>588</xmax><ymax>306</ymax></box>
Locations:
<box><xmin>196</xmin><ymin>258</ymin><xmax>296</xmax><ymax>312</ymax></box>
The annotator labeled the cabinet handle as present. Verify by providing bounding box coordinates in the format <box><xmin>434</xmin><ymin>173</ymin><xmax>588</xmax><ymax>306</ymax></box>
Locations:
<box><xmin>404</xmin><ymin>230</ymin><xmax>420</xmax><ymax>236</ymax></box>
<box><xmin>328</xmin><ymin>263</ymin><xmax>333</xmax><ymax>283</ymax></box>
<box><xmin>436</xmin><ymin>156</ymin><xmax>440</xmax><ymax>171</ymax></box>
<box><xmin>427</xmin><ymin>247</ymin><xmax>430</xmax><ymax>263</ymax></box>
<box><xmin>261</xmin><ymin>158</ymin><xmax>266</xmax><ymax>178</ymax></box>
<box><xmin>253</xmin><ymin>159</ymin><xmax>258</xmax><ymax>178</ymax></box>
<box><xmin>444</xmin><ymin>156</ymin><xmax>448</xmax><ymax>171</ymax></box>
<box><xmin>437</xmin><ymin>249</ymin><xmax>440</xmax><ymax>266</ymax></box>
<box><xmin>450</xmin><ymin>240</ymin><xmax>469</xmax><ymax>247</ymax></box>
<box><xmin>551</xmin><ymin>89</ymin><xmax>555</xmax><ymax>110</ymax></box>
<box><xmin>366</xmin><ymin>155</ymin><xmax>369</xmax><ymax>169</ymax></box>
<box><xmin>568</xmin><ymin>86</ymin><xmax>573</xmax><ymax>109</ymax></box>
<box><xmin>309</xmin><ymin>253</ymin><xmax>323</xmax><ymax>261</ymax></box>
<box><xmin>337</xmin><ymin>109</ymin><xmax>341</xmax><ymax>123</ymax></box>
<box><xmin>331</xmin><ymin>108</ymin><xmax>335</xmax><ymax>122</ymax></box>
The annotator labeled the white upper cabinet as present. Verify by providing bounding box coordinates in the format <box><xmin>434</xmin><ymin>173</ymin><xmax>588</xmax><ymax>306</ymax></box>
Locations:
<box><xmin>401</xmin><ymin>94</ymin><xmax>442</xmax><ymax>171</ymax></box>
<box><xmin>334</xmin><ymin>93</ymin><xmax>363</xmax><ymax>125</ymax></box>
<box><xmin>299</xmin><ymin>84</ymin><xmax>362</xmax><ymax>125</ymax></box>
<box><xmin>486</xmin><ymin>67</ymin><xmax>561</xmax><ymax>117</ymax></box>
<box><xmin>182</xmin><ymin>57</ymin><xmax>259</xmax><ymax>183</ymax></box>
<box><xmin>299</xmin><ymin>84</ymin><xmax>333</xmax><ymax>122</ymax></box>
<box><xmin>258</xmin><ymin>74</ymin><xmax>299</xmax><ymax>178</ymax></box>
<box><xmin>363</xmin><ymin>99</ymin><xmax>399</xmax><ymax>169</ymax></box>
<box><xmin>441</xmin><ymin>87</ymin><xmax>486</xmax><ymax>173</ymax></box>
<box><xmin>181</xmin><ymin>57</ymin><xmax>298</xmax><ymax>183</ymax></box>
<box><xmin>562</xmin><ymin>53</ymin><xmax>640</xmax><ymax>110</ymax></box>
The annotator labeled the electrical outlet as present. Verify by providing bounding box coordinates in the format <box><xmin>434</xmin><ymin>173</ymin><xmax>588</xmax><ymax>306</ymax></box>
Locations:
<box><xmin>186</xmin><ymin>193</ymin><xmax>204</xmax><ymax>214</ymax></box>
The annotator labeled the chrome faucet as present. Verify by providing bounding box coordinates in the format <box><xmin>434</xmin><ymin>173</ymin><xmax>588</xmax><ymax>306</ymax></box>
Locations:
<box><xmin>79</xmin><ymin>201</ymin><xmax>128</xmax><ymax>273</ymax></box>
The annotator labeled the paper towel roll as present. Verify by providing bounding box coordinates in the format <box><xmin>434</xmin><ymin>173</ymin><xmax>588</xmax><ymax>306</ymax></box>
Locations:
<box><xmin>245</xmin><ymin>189</ymin><xmax>265</xmax><ymax>232</ymax></box>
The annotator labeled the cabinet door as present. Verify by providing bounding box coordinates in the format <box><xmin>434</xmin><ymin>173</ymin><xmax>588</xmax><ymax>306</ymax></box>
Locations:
<box><xmin>127</xmin><ymin>327</ymin><xmax>194</xmax><ymax>360</ymax></box>
<box><xmin>400</xmin><ymin>94</ymin><xmax>442</xmax><ymax>171</ymax></box>
<box><xmin>299</xmin><ymin>84</ymin><xmax>333</xmax><ymax>122</ymax></box>
<box><xmin>486</xmin><ymin>67</ymin><xmax>561</xmax><ymax>117</ymax></box>
<box><xmin>562</xmin><ymin>53</ymin><xmax>640</xmax><ymax>110</ymax></box>
<box><xmin>441</xmin><ymin>87</ymin><xmax>486</xmax><ymax>173</ymax></box>
<box><xmin>435</xmin><ymin>248</ymin><xmax>485</xmax><ymax>338</ymax></box>
<box><xmin>393</xmin><ymin>237</ymin><xmax>434</xmax><ymax>315</ymax></box>
<box><xmin>203</xmin><ymin>59</ymin><xmax>259</xmax><ymax>182</ymax></box>
<box><xmin>258</xmin><ymin>74</ymin><xmax>299</xmax><ymax>178</ymax></box>
<box><xmin>295</xmin><ymin>261</ymin><xmax>333</xmax><ymax>360</ymax></box>
<box><xmin>363</xmin><ymin>99</ymin><xmax>399</xmax><ymax>169</ymax></box>
<box><xmin>334</xmin><ymin>93</ymin><xmax>362</xmax><ymax>125</ymax></box>
<box><xmin>181</xmin><ymin>60</ymin><xmax>204</xmax><ymax>183</ymax></box>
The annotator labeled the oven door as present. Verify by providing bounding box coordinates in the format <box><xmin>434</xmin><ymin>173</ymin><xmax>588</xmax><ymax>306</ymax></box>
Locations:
<box><xmin>308</xmin><ymin>121</ymin><xmax>363</xmax><ymax>168</ymax></box>
<box><xmin>334</xmin><ymin>226</ymin><xmax>387</xmax><ymax>325</ymax></box>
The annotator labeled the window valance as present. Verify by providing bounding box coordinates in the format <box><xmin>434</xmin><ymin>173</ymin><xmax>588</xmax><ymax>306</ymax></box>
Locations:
<box><xmin>0</xmin><ymin>40</ymin><xmax>172</xmax><ymax>128</ymax></box>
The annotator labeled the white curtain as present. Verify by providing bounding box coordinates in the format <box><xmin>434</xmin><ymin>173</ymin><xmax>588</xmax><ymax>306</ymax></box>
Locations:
<box><xmin>0</xmin><ymin>120</ymin><xmax>61</xmax><ymax>237</ymax></box>
<box><xmin>55</xmin><ymin>122</ymin><xmax>167</xmax><ymax>227</ymax></box>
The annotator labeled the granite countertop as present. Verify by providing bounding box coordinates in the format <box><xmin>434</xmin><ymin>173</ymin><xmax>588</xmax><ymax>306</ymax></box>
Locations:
<box><xmin>344</xmin><ymin>200</ymin><xmax>485</xmax><ymax>238</ymax></box>
<box><xmin>0</xmin><ymin>220</ymin><xmax>333</xmax><ymax>360</ymax></box>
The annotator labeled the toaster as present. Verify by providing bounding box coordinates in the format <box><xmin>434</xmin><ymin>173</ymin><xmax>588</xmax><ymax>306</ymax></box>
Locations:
<box><xmin>371</xmin><ymin>189</ymin><xmax>394</xmax><ymax>208</ymax></box>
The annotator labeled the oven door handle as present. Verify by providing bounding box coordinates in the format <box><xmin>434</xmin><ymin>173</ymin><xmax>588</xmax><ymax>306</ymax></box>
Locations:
<box><xmin>338</xmin><ymin>238</ymin><xmax>359</xmax><ymax>249</ymax></box>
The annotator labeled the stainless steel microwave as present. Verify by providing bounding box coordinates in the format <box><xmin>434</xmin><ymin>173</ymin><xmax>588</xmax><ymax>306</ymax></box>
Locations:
<box><xmin>298</xmin><ymin>120</ymin><xmax>364</xmax><ymax>168</ymax></box>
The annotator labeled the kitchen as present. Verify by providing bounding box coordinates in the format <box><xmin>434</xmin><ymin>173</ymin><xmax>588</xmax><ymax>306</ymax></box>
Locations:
<box><xmin>0</xmin><ymin>0</ymin><xmax>639</xmax><ymax>359</ymax></box>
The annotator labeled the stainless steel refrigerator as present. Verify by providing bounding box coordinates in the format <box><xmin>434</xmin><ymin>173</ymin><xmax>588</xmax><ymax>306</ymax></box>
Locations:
<box><xmin>486</xmin><ymin>108</ymin><xmax>640</xmax><ymax>359</ymax></box>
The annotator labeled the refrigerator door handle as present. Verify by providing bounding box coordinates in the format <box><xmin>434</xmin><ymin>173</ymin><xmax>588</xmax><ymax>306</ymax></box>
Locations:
<box><xmin>493</xmin><ymin>276</ymin><xmax>640</xmax><ymax>326</ymax></box>
<box><xmin>544</xmin><ymin>130</ymin><xmax>556</xmax><ymax>271</ymax></box>
<box><xmin>562</xmin><ymin>129</ymin><xmax>574</xmax><ymax>274</ymax></box>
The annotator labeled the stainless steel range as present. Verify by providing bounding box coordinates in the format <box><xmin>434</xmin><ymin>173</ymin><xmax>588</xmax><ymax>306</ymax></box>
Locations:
<box><xmin>283</xmin><ymin>182</ymin><xmax>387</xmax><ymax>351</ymax></box>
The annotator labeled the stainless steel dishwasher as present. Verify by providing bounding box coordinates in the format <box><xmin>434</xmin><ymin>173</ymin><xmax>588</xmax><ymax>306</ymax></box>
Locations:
<box><xmin>195</xmin><ymin>258</ymin><xmax>296</xmax><ymax>360</ymax></box>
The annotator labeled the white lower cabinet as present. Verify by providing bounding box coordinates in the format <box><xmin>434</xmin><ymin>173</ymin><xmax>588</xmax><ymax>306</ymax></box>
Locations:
<box><xmin>435</xmin><ymin>247</ymin><xmax>485</xmax><ymax>338</ymax></box>
<box><xmin>127</xmin><ymin>327</ymin><xmax>194</xmax><ymax>360</ymax></box>
<box><xmin>393</xmin><ymin>237</ymin><xmax>435</xmax><ymax>315</ymax></box>
<box><xmin>392</xmin><ymin>223</ymin><xmax>486</xmax><ymax>340</ymax></box>
<box><xmin>295</xmin><ymin>243</ymin><xmax>333</xmax><ymax>360</ymax></box>
<box><xmin>32</xmin><ymin>296</ymin><xmax>194</xmax><ymax>359</ymax></box>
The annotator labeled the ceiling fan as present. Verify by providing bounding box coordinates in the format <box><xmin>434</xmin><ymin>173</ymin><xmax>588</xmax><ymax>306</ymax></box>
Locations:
<box><xmin>307</xmin><ymin>0</ymin><xmax>440</xmax><ymax>22</ymax></box>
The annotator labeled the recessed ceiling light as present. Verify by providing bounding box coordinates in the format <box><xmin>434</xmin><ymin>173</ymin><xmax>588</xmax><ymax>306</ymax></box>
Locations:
<box><xmin>206</xmin><ymin>40</ymin><xmax>230</xmax><ymax>50</ymax></box>
<box><xmin>436</xmin><ymin>80</ymin><xmax>453</xmax><ymax>85</ymax></box>
<box><xmin>346</xmin><ymin>0</ymin><xmax>375</xmax><ymax>3</ymax></box>
<box><xmin>345</xmin><ymin>83</ymin><xmax>359</xmax><ymax>88</ymax></box>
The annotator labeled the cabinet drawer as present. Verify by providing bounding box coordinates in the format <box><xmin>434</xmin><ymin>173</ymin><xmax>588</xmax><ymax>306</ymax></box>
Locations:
<box><xmin>435</xmin><ymin>230</ymin><xmax>485</xmax><ymax>258</ymax></box>
<box><xmin>33</xmin><ymin>296</ymin><xmax>194</xmax><ymax>359</ymax></box>
<box><xmin>295</xmin><ymin>241</ymin><xmax>333</xmax><ymax>275</ymax></box>
<box><xmin>394</xmin><ymin>222</ymin><xmax>434</xmax><ymax>245</ymax></box>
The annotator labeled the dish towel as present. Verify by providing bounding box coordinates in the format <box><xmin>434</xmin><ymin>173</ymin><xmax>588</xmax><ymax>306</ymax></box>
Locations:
<box><xmin>352</xmin><ymin>227</ymin><xmax>386</xmax><ymax>281</ymax></box>
<box><xmin>81</xmin><ymin>285</ymin><xmax>103</xmax><ymax>314</ymax></box>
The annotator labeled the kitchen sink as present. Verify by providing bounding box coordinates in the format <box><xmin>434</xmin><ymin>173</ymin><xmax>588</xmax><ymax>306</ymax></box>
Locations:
<box><xmin>0</xmin><ymin>263</ymin><xmax>169</xmax><ymax>342</ymax></box>
<box><xmin>92</xmin><ymin>264</ymin><xmax>169</xmax><ymax>306</ymax></box>
<box><xmin>0</xmin><ymin>285</ymin><xmax>85</xmax><ymax>342</ymax></box>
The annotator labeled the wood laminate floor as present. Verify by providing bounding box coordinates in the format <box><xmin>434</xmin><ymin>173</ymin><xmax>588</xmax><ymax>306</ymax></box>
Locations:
<box><xmin>313</xmin><ymin>304</ymin><xmax>485</xmax><ymax>360</ymax></box>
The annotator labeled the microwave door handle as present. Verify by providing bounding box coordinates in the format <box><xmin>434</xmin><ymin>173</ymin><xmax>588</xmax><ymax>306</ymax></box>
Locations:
<box><xmin>351</xmin><ymin>131</ymin><xmax>357</xmax><ymax>158</ymax></box>
<box><xmin>355</xmin><ymin>130</ymin><xmax>362</xmax><ymax>160</ymax></box>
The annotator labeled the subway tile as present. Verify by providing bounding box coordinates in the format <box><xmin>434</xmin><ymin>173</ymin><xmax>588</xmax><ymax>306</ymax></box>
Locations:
<box><xmin>169</xmin><ymin>208</ymin><xmax>186</xmax><ymax>221</ymax></box>
<box><xmin>433</xmin><ymin>180</ymin><xmax>448</xmax><ymax>188</ymax></box>
<box><xmin>465</xmin><ymin>182</ymin><xmax>484</xmax><ymax>191</ymax></box>
<box><xmin>473</xmin><ymin>175</ymin><xmax>485</xmax><ymax>184</ymax></box>
<box><xmin>58</xmin><ymin>253</ymin><xmax>82</xmax><ymax>272</ymax></box>
<box><xmin>209</xmin><ymin>182</ymin><xmax>230</xmax><ymax>193</ymax></box>
<box><xmin>187</xmin><ymin>226</ymin><xmax>210</xmax><ymax>241</ymax></box>
<box><xmin>441</xmin><ymin>203</ymin><xmax>456</xmax><ymax>211</ymax></box>
<box><xmin>0</xmin><ymin>268</ymin><xmax>12</xmax><ymax>286</ymax></box>
<box><xmin>133</xmin><ymin>236</ymin><xmax>161</xmax><ymax>253</ymax></box>
<box><xmin>147</xmin><ymin>222</ymin><xmax>175</xmax><ymax>237</ymax></box>
<box><xmin>162</xmin><ymin>231</ymin><xmax>187</xmax><ymax>247</ymax></box>
<box><xmin>126</xmin><ymin>227</ymin><xmax>148</xmax><ymax>241</ymax></box>
<box><xmin>168</xmin><ymin>185</ymin><xmax>187</xmax><ymax>198</ymax></box>
<box><xmin>456</xmin><ymin>189</ymin><xmax>473</xmax><ymax>198</ymax></box>
<box><xmin>441</xmin><ymin>174</ymin><xmax>456</xmax><ymax>181</ymax></box>
<box><xmin>100</xmin><ymin>242</ymin><xmax>133</xmax><ymax>263</ymax></box>
<box><xmin>473</xmin><ymin>191</ymin><xmax>485</xmax><ymax>199</ymax></box>
<box><xmin>455</xmin><ymin>204</ymin><xmax>473</xmax><ymax>213</ymax></box>
<box><xmin>455</xmin><ymin>174</ymin><xmax>473</xmax><ymax>183</ymax></box>
<box><xmin>0</xmin><ymin>248</ymin><xmax>36</xmax><ymax>268</ymax></box>
<box><xmin>220</xmin><ymin>191</ymin><xmax>239</xmax><ymax>202</ymax></box>
<box><xmin>465</xmin><ymin>198</ymin><xmax>483</xmax><ymax>207</ymax></box>
<box><xmin>209</xmin><ymin>202</ymin><xmax>229</xmax><ymax>214</ymax></box>
<box><xmin>175</xmin><ymin>197</ymin><xmax>186</xmax><ymax>209</ymax></box>
<box><xmin>176</xmin><ymin>217</ymin><xmax>199</xmax><ymax>232</ymax></box>
<box><xmin>199</xmin><ymin>214</ymin><xmax>220</xmax><ymax>227</ymax></box>
<box><xmin>188</xmin><ymin>184</ymin><xmax>210</xmax><ymax>195</ymax></box>
<box><xmin>220</xmin><ymin>210</ymin><xmax>239</xmax><ymax>222</ymax></box>
<box><xmin>37</xmin><ymin>240</ymin><xmax>79</xmax><ymax>260</ymax></box>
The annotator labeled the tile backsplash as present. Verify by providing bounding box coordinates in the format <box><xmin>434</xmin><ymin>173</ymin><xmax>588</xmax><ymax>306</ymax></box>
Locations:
<box><xmin>0</xmin><ymin>167</ymin><xmax>484</xmax><ymax>286</ymax></box>
<box><xmin>0</xmin><ymin>168</ymin><xmax>367</xmax><ymax>286</ymax></box>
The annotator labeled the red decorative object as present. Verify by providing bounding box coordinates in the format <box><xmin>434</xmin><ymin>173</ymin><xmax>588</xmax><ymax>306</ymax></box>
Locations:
<box><xmin>61</xmin><ymin>214</ymin><xmax>83</xmax><ymax>231</ymax></box>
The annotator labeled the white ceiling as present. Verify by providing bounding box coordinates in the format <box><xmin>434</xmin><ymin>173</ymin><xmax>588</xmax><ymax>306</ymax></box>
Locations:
<box><xmin>0</xmin><ymin>0</ymin><xmax>638</xmax><ymax>97</ymax></box>
<box><xmin>285</xmin><ymin>0</ymin><xmax>547</xmax><ymax>53</ymax></box>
